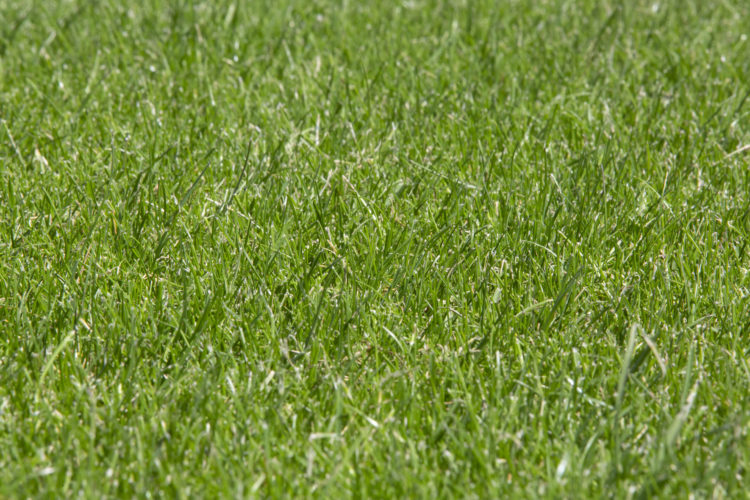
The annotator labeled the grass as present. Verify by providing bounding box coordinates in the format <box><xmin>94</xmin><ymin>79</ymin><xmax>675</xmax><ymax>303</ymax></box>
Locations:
<box><xmin>1</xmin><ymin>0</ymin><xmax>749</xmax><ymax>497</ymax></box>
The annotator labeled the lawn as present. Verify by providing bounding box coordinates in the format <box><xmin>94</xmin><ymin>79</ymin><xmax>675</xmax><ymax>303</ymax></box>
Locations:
<box><xmin>1</xmin><ymin>0</ymin><xmax>749</xmax><ymax>497</ymax></box>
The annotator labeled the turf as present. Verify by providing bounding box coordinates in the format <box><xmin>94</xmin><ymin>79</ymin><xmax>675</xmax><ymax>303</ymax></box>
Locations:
<box><xmin>1</xmin><ymin>0</ymin><xmax>749</xmax><ymax>497</ymax></box>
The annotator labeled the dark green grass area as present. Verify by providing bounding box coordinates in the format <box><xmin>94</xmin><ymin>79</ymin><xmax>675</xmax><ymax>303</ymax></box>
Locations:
<box><xmin>1</xmin><ymin>0</ymin><xmax>749</xmax><ymax>497</ymax></box>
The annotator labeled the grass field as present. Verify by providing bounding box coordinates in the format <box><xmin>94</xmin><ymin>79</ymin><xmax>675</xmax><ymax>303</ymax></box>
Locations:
<box><xmin>1</xmin><ymin>0</ymin><xmax>749</xmax><ymax>497</ymax></box>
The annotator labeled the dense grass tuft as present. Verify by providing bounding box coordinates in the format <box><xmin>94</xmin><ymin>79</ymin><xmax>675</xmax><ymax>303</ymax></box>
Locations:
<box><xmin>1</xmin><ymin>0</ymin><xmax>749</xmax><ymax>497</ymax></box>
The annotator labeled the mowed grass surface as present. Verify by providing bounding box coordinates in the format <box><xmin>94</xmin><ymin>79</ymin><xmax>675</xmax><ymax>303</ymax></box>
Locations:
<box><xmin>1</xmin><ymin>0</ymin><xmax>749</xmax><ymax>496</ymax></box>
